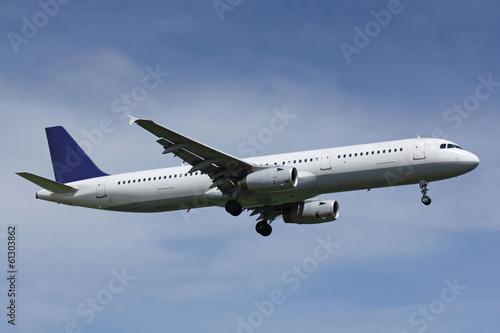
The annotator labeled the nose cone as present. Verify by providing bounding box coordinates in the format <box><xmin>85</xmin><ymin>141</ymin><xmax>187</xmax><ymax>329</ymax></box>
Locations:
<box><xmin>464</xmin><ymin>151</ymin><xmax>480</xmax><ymax>172</ymax></box>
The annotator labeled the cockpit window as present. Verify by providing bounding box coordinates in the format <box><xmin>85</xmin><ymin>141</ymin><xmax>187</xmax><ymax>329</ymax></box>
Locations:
<box><xmin>442</xmin><ymin>143</ymin><xmax>463</xmax><ymax>149</ymax></box>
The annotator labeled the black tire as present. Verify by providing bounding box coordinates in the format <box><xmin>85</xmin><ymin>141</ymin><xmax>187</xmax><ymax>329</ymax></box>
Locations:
<box><xmin>421</xmin><ymin>195</ymin><xmax>431</xmax><ymax>206</ymax></box>
<box><xmin>225</xmin><ymin>200</ymin><xmax>243</xmax><ymax>216</ymax></box>
<box><xmin>256</xmin><ymin>221</ymin><xmax>272</xmax><ymax>237</ymax></box>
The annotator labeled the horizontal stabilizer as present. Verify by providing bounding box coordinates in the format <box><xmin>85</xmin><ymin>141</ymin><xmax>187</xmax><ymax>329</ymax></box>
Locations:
<box><xmin>16</xmin><ymin>172</ymin><xmax>78</xmax><ymax>193</ymax></box>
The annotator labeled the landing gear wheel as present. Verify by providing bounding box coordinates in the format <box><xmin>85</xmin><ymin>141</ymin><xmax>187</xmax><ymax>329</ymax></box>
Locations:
<box><xmin>419</xmin><ymin>179</ymin><xmax>431</xmax><ymax>206</ymax></box>
<box><xmin>256</xmin><ymin>221</ymin><xmax>272</xmax><ymax>237</ymax></box>
<box><xmin>225</xmin><ymin>200</ymin><xmax>243</xmax><ymax>216</ymax></box>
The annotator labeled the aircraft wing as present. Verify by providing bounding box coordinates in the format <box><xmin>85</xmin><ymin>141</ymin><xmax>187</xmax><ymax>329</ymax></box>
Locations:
<box><xmin>128</xmin><ymin>116</ymin><xmax>255</xmax><ymax>194</ymax></box>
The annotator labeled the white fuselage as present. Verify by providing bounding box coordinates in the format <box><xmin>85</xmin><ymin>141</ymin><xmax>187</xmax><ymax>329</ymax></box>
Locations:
<box><xmin>36</xmin><ymin>138</ymin><xmax>479</xmax><ymax>212</ymax></box>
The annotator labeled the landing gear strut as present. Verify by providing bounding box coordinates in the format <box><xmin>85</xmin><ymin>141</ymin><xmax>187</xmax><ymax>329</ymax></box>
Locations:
<box><xmin>255</xmin><ymin>221</ymin><xmax>272</xmax><ymax>237</ymax></box>
<box><xmin>225</xmin><ymin>199</ymin><xmax>273</xmax><ymax>236</ymax></box>
<box><xmin>225</xmin><ymin>200</ymin><xmax>243</xmax><ymax>216</ymax></box>
<box><xmin>419</xmin><ymin>179</ymin><xmax>431</xmax><ymax>206</ymax></box>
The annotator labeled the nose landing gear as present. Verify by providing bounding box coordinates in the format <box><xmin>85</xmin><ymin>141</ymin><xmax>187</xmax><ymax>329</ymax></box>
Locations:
<box><xmin>419</xmin><ymin>179</ymin><xmax>431</xmax><ymax>205</ymax></box>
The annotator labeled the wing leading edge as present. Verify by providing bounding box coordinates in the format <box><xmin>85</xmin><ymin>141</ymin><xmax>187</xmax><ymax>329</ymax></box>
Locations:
<box><xmin>128</xmin><ymin>116</ymin><xmax>255</xmax><ymax>194</ymax></box>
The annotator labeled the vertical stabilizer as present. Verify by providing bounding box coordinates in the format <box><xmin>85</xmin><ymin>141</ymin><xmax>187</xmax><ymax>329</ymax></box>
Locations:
<box><xmin>45</xmin><ymin>126</ymin><xmax>108</xmax><ymax>183</ymax></box>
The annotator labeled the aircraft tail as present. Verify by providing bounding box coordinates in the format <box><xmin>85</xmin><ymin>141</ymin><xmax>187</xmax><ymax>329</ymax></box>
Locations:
<box><xmin>16</xmin><ymin>172</ymin><xmax>78</xmax><ymax>193</ymax></box>
<box><xmin>45</xmin><ymin>126</ymin><xmax>108</xmax><ymax>183</ymax></box>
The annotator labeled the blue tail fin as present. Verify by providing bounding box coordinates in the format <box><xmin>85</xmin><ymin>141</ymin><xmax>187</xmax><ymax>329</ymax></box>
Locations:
<box><xmin>45</xmin><ymin>126</ymin><xmax>108</xmax><ymax>183</ymax></box>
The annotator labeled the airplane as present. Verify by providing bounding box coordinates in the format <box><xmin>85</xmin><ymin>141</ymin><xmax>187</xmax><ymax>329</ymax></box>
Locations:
<box><xmin>17</xmin><ymin>116</ymin><xmax>480</xmax><ymax>236</ymax></box>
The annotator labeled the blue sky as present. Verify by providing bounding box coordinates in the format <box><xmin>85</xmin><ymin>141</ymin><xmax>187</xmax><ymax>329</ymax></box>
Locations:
<box><xmin>1</xmin><ymin>1</ymin><xmax>499</xmax><ymax>332</ymax></box>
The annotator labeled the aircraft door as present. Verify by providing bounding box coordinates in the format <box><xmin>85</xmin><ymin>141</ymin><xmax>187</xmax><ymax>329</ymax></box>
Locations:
<box><xmin>96</xmin><ymin>177</ymin><xmax>108</xmax><ymax>198</ymax></box>
<box><xmin>413</xmin><ymin>139</ymin><xmax>426</xmax><ymax>160</ymax></box>
<box><xmin>321</xmin><ymin>152</ymin><xmax>332</xmax><ymax>170</ymax></box>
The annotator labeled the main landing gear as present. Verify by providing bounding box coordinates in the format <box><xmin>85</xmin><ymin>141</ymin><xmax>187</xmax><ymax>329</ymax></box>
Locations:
<box><xmin>419</xmin><ymin>179</ymin><xmax>432</xmax><ymax>206</ymax></box>
<box><xmin>225</xmin><ymin>200</ymin><xmax>273</xmax><ymax>236</ymax></box>
<box><xmin>255</xmin><ymin>221</ymin><xmax>272</xmax><ymax>237</ymax></box>
<box><xmin>225</xmin><ymin>199</ymin><xmax>243</xmax><ymax>216</ymax></box>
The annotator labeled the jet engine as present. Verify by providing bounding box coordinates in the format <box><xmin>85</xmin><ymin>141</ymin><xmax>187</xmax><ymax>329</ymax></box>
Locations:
<box><xmin>283</xmin><ymin>199</ymin><xmax>339</xmax><ymax>224</ymax></box>
<box><xmin>238</xmin><ymin>166</ymin><xmax>298</xmax><ymax>192</ymax></box>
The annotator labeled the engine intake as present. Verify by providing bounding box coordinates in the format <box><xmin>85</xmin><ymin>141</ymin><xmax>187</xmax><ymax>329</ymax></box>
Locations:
<box><xmin>283</xmin><ymin>199</ymin><xmax>339</xmax><ymax>224</ymax></box>
<box><xmin>238</xmin><ymin>167</ymin><xmax>298</xmax><ymax>192</ymax></box>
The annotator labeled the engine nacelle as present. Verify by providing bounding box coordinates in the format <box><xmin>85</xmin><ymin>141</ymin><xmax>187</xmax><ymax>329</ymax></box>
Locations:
<box><xmin>283</xmin><ymin>199</ymin><xmax>339</xmax><ymax>224</ymax></box>
<box><xmin>238</xmin><ymin>167</ymin><xmax>298</xmax><ymax>192</ymax></box>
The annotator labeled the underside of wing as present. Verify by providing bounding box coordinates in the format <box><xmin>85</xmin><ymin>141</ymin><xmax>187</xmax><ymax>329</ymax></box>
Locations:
<box><xmin>128</xmin><ymin>116</ymin><xmax>255</xmax><ymax>194</ymax></box>
<box><xmin>248</xmin><ymin>205</ymin><xmax>284</xmax><ymax>223</ymax></box>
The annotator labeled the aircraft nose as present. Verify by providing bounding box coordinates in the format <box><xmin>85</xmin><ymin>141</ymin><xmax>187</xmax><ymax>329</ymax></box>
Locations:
<box><xmin>466</xmin><ymin>152</ymin><xmax>480</xmax><ymax>171</ymax></box>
